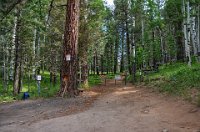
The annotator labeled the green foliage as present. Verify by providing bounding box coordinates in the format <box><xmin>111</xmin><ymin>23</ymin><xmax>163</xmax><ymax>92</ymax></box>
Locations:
<box><xmin>0</xmin><ymin>71</ymin><xmax>60</xmax><ymax>103</ymax></box>
<box><xmin>88</xmin><ymin>75</ymin><xmax>101</xmax><ymax>87</ymax></box>
<box><xmin>106</xmin><ymin>73</ymin><xmax>115</xmax><ymax>79</ymax></box>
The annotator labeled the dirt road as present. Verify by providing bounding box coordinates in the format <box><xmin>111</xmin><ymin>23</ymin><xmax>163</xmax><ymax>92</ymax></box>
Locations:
<box><xmin>0</xmin><ymin>80</ymin><xmax>200</xmax><ymax>132</ymax></box>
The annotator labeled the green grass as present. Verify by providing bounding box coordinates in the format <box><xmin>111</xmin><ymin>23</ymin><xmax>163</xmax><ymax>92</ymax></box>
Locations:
<box><xmin>143</xmin><ymin>62</ymin><xmax>200</xmax><ymax>105</ymax></box>
<box><xmin>0</xmin><ymin>72</ymin><xmax>105</xmax><ymax>103</ymax></box>
<box><xmin>88</xmin><ymin>75</ymin><xmax>101</xmax><ymax>87</ymax></box>
<box><xmin>0</xmin><ymin>71</ymin><xmax>60</xmax><ymax>103</ymax></box>
<box><xmin>106</xmin><ymin>73</ymin><xmax>116</xmax><ymax>79</ymax></box>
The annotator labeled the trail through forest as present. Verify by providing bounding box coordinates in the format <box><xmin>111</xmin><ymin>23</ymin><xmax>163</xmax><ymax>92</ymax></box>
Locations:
<box><xmin>0</xmin><ymin>80</ymin><xmax>200</xmax><ymax>132</ymax></box>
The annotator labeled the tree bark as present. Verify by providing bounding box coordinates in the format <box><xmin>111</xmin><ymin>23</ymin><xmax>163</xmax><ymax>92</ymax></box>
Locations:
<box><xmin>13</xmin><ymin>9</ymin><xmax>21</xmax><ymax>96</ymax></box>
<box><xmin>114</xmin><ymin>31</ymin><xmax>119</xmax><ymax>74</ymax></box>
<box><xmin>125</xmin><ymin>10</ymin><xmax>131</xmax><ymax>74</ymax></box>
<box><xmin>78</xmin><ymin>0</ymin><xmax>89</xmax><ymax>87</ymax></box>
<box><xmin>120</xmin><ymin>28</ymin><xmax>125</xmax><ymax>73</ymax></box>
<box><xmin>10</xmin><ymin>15</ymin><xmax>17</xmax><ymax>81</ymax></box>
<box><xmin>101</xmin><ymin>55</ymin><xmax>104</xmax><ymax>74</ymax></box>
<box><xmin>59</xmin><ymin>0</ymin><xmax>80</xmax><ymax>97</ymax></box>
<box><xmin>197</xmin><ymin>5</ymin><xmax>200</xmax><ymax>61</ymax></box>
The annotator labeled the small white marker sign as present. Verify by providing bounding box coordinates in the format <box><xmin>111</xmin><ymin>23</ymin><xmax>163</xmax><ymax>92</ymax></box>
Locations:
<box><xmin>66</xmin><ymin>54</ymin><xmax>71</xmax><ymax>61</ymax></box>
<box><xmin>36</xmin><ymin>75</ymin><xmax>42</xmax><ymax>81</ymax></box>
<box><xmin>115</xmin><ymin>75</ymin><xmax>121</xmax><ymax>80</ymax></box>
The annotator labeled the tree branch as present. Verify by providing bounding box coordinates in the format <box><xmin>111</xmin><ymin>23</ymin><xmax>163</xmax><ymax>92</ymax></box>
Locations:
<box><xmin>0</xmin><ymin>0</ymin><xmax>25</xmax><ymax>21</ymax></box>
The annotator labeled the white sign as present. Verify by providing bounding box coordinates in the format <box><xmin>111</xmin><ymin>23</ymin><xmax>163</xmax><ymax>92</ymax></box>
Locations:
<box><xmin>36</xmin><ymin>75</ymin><xmax>42</xmax><ymax>81</ymax></box>
<box><xmin>115</xmin><ymin>75</ymin><xmax>121</xmax><ymax>80</ymax></box>
<box><xmin>66</xmin><ymin>54</ymin><xmax>71</xmax><ymax>61</ymax></box>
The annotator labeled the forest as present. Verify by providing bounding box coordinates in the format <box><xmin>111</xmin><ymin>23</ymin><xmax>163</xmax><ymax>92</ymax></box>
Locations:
<box><xmin>0</xmin><ymin>0</ymin><xmax>200</xmax><ymax>103</ymax></box>
<box><xmin>0</xmin><ymin>0</ymin><xmax>200</xmax><ymax>131</ymax></box>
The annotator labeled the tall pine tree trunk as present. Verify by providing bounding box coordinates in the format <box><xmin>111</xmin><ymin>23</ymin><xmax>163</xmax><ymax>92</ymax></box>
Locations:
<box><xmin>10</xmin><ymin>13</ymin><xmax>17</xmax><ymax>81</ymax></box>
<box><xmin>13</xmin><ymin>9</ymin><xmax>21</xmax><ymax>96</ymax></box>
<box><xmin>32</xmin><ymin>28</ymin><xmax>37</xmax><ymax>77</ymax></box>
<box><xmin>59</xmin><ymin>0</ymin><xmax>80</xmax><ymax>97</ymax></box>
<box><xmin>197</xmin><ymin>4</ymin><xmax>200</xmax><ymax>61</ymax></box>
<box><xmin>114</xmin><ymin>30</ymin><xmax>119</xmax><ymax>74</ymax></box>
<box><xmin>125</xmin><ymin>11</ymin><xmax>131</xmax><ymax>74</ymax></box>
<box><xmin>120</xmin><ymin>28</ymin><xmax>125</xmax><ymax>73</ymax></box>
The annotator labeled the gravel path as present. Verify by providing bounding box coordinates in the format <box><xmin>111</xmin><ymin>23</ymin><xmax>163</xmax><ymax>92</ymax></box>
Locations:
<box><xmin>0</xmin><ymin>80</ymin><xmax>200</xmax><ymax>132</ymax></box>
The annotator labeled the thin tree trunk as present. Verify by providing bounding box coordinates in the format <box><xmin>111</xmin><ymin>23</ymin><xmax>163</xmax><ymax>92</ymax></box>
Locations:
<box><xmin>10</xmin><ymin>14</ymin><xmax>17</xmax><ymax>81</ymax></box>
<box><xmin>159</xmin><ymin>29</ymin><xmax>164</xmax><ymax>64</ymax></box>
<box><xmin>13</xmin><ymin>9</ymin><xmax>21</xmax><ymax>96</ymax></box>
<box><xmin>114</xmin><ymin>33</ymin><xmax>119</xmax><ymax>74</ymax></box>
<box><xmin>120</xmin><ymin>28</ymin><xmax>125</xmax><ymax>73</ymax></box>
<box><xmin>93</xmin><ymin>55</ymin><xmax>96</xmax><ymax>75</ymax></box>
<box><xmin>186</xmin><ymin>1</ymin><xmax>191</xmax><ymax>66</ymax></box>
<box><xmin>32</xmin><ymin>28</ymin><xmax>37</xmax><ymax>77</ymax></box>
<box><xmin>125</xmin><ymin>11</ymin><xmax>131</xmax><ymax>74</ymax></box>
<box><xmin>1</xmin><ymin>35</ymin><xmax>8</xmax><ymax>91</ymax></box>
<box><xmin>141</xmin><ymin>17</ymin><xmax>145</xmax><ymax>68</ymax></box>
<box><xmin>95</xmin><ymin>51</ymin><xmax>99</xmax><ymax>75</ymax></box>
<box><xmin>101</xmin><ymin>55</ymin><xmax>104</xmax><ymax>74</ymax></box>
<box><xmin>190</xmin><ymin>17</ymin><xmax>197</xmax><ymax>56</ymax></box>
<box><xmin>36</xmin><ymin>29</ymin><xmax>41</xmax><ymax>73</ymax></box>
<box><xmin>197</xmin><ymin>5</ymin><xmax>200</xmax><ymax>61</ymax></box>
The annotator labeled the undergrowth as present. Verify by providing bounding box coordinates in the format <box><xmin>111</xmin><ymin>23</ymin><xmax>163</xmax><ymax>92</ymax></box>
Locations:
<box><xmin>143</xmin><ymin>62</ymin><xmax>200</xmax><ymax>106</ymax></box>
<box><xmin>88</xmin><ymin>75</ymin><xmax>101</xmax><ymax>87</ymax></box>
<box><xmin>0</xmin><ymin>71</ymin><xmax>60</xmax><ymax>103</ymax></box>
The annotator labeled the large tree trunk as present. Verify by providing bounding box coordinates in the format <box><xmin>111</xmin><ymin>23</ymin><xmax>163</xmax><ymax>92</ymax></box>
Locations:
<box><xmin>59</xmin><ymin>0</ymin><xmax>80</xmax><ymax>97</ymax></box>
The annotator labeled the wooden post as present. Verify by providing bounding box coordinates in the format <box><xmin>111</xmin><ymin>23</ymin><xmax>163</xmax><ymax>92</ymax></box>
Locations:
<box><xmin>125</xmin><ymin>74</ymin><xmax>127</xmax><ymax>86</ymax></box>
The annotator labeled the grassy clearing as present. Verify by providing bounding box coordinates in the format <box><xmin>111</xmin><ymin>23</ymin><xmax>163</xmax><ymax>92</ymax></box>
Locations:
<box><xmin>143</xmin><ymin>62</ymin><xmax>200</xmax><ymax>105</ymax></box>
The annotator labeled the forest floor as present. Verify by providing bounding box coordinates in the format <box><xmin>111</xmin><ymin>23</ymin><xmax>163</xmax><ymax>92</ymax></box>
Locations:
<box><xmin>0</xmin><ymin>79</ymin><xmax>200</xmax><ymax>132</ymax></box>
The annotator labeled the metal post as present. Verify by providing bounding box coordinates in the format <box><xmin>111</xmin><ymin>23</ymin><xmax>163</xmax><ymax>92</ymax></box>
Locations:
<box><xmin>37</xmin><ymin>81</ymin><xmax>41</xmax><ymax>96</ymax></box>
<box><xmin>36</xmin><ymin>75</ymin><xmax>42</xmax><ymax>96</ymax></box>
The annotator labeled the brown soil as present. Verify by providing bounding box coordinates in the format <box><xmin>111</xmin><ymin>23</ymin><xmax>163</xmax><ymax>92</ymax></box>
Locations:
<box><xmin>0</xmin><ymin>80</ymin><xmax>200</xmax><ymax>132</ymax></box>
